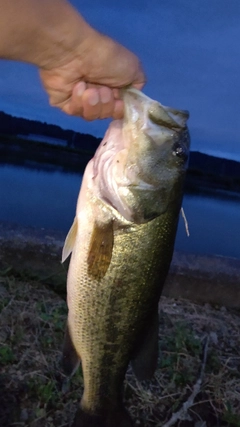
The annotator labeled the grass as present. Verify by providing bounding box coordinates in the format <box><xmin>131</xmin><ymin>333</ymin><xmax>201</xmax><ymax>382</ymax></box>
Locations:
<box><xmin>0</xmin><ymin>274</ymin><xmax>240</xmax><ymax>426</ymax></box>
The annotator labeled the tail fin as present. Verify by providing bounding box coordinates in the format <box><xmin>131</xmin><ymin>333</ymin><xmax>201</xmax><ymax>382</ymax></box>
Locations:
<box><xmin>71</xmin><ymin>405</ymin><xmax>133</xmax><ymax>427</ymax></box>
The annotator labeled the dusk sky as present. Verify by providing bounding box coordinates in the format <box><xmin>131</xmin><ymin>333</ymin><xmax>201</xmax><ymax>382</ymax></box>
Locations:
<box><xmin>0</xmin><ymin>0</ymin><xmax>240</xmax><ymax>160</ymax></box>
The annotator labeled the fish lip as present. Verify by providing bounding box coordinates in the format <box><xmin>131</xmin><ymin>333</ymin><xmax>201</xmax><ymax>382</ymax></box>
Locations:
<box><xmin>123</xmin><ymin>88</ymin><xmax>189</xmax><ymax>130</ymax></box>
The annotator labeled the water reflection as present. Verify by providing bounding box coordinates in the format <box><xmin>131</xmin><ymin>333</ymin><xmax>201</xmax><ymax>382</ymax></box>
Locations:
<box><xmin>175</xmin><ymin>192</ymin><xmax>240</xmax><ymax>258</ymax></box>
<box><xmin>0</xmin><ymin>163</ymin><xmax>81</xmax><ymax>232</ymax></box>
<box><xmin>1</xmin><ymin>163</ymin><xmax>240</xmax><ymax>258</ymax></box>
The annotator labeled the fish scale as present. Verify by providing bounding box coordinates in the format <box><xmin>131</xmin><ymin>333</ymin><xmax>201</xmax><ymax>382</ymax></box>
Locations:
<box><xmin>62</xmin><ymin>88</ymin><xmax>190</xmax><ymax>426</ymax></box>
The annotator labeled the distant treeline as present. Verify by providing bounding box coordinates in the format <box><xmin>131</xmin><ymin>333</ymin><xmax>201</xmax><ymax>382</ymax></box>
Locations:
<box><xmin>0</xmin><ymin>110</ymin><xmax>101</xmax><ymax>152</ymax></box>
<box><xmin>0</xmin><ymin>110</ymin><xmax>240</xmax><ymax>192</ymax></box>
<box><xmin>187</xmin><ymin>152</ymin><xmax>240</xmax><ymax>192</ymax></box>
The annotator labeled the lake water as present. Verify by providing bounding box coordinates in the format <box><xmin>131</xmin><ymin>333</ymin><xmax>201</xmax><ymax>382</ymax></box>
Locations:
<box><xmin>1</xmin><ymin>163</ymin><xmax>240</xmax><ymax>259</ymax></box>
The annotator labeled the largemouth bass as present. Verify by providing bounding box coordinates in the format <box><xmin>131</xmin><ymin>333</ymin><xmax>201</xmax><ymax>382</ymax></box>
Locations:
<box><xmin>62</xmin><ymin>88</ymin><xmax>190</xmax><ymax>427</ymax></box>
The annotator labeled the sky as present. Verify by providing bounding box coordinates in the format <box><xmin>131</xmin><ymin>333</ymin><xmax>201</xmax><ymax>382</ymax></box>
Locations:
<box><xmin>0</xmin><ymin>0</ymin><xmax>240</xmax><ymax>160</ymax></box>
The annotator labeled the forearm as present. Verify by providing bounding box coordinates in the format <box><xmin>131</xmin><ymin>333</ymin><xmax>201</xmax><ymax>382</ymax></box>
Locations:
<box><xmin>0</xmin><ymin>0</ymin><xmax>94</xmax><ymax>68</ymax></box>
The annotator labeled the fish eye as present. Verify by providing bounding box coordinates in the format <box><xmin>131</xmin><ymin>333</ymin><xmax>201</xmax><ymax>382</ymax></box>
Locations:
<box><xmin>172</xmin><ymin>142</ymin><xmax>188</xmax><ymax>161</ymax></box>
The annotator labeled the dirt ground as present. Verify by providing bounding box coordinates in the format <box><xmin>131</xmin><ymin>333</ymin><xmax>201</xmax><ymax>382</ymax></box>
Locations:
<box><xmin>0</xmin><ymin>274</ymin><xmax>239</xmax><ymax>427</ymax></box>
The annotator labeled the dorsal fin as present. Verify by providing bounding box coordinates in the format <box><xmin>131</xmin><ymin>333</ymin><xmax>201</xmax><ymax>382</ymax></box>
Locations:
<box><xmin>62</xmin><ymin>217</ymin><xmax>78</xmax><ymax>263</ymax></box>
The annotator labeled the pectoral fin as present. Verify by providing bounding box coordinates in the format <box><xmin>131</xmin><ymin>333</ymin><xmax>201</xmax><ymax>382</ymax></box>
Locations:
<box><xmin>62</xmin><ymin>217</ymin><xmax>78</xmax><ymax>263</ymax></box>
<box><xmin>62</xmin><ymin>322</ymin><xmax>80</xmax><ymax>377</ymax></box>
<box><xmin>131</xmin><ymin>309</ymin><xmax>159</xmax><ymax>381</ymax></box>
<box><xmin>87</xmin><ymin>220</ymin><xmax>113</xmax><ymax>279</ymax></box>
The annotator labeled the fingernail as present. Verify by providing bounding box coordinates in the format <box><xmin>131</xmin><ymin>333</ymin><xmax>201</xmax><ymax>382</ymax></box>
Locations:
<box><xmin>101</xmin><ymin>89</ymin><xmax>111</xmax><ymax>104</ymax></box>
<box><xmin>76</xmin><ymin>81</ymin><xmax>86</xmax><ymax>97</ymax></box>
<box><xmin>89</xmin><ymin>91</ymin><xmax>99</xmax><ymax>106</ymax></box>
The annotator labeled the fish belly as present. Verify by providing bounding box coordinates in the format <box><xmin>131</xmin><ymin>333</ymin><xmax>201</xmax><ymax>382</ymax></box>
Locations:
<box><xmin>66</xmin><ymin>200</ymin><xmax>179</xmax><ymax>417</ymax></box>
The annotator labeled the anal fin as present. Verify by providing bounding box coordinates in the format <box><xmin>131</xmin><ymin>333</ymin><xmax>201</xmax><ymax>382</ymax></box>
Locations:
<box><xmin>131</xmin><ymin>309</ymin><xmax>159</xmax><ymax>381</ymax></box>
<box><xmin>62</xmin><ymin>322</ymin><xmax>80</xmax><ymax>377</ymax></box>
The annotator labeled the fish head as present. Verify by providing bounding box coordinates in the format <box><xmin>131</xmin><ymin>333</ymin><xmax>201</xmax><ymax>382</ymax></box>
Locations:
<box><xmin>92</xmin><ymin>88</ymin><xmax>190</xmax><ymax>223</ymax></box>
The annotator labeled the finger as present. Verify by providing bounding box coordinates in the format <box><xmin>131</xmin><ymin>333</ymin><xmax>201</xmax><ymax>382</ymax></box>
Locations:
<box><xmin>63</xmin><ymin>84</ymin><xmax>115</xmax><ymax>119</ymax></box>
<box><xmin>98</xmin><ymin>87</ymin><xmax>115</xmax><ymax>119</ymax></box>
<box><xmin>82</xmin><ymin>88</ymin><xmax>101</xmax><ymax>121</ymax></box>
<box><xmin>132</xmin><ymin>82</ymin><xmax>145</xmax><ymax>91</ymax></box>
<box><xmin>63</xmin><ymin>81</ymin><xmax>86</xmax><ymax>115</ymax></box>
<box><xmin>64</xmin><ymin>82</ymin><xmax>142</xmax><ymax>119</ymax></box>
<box><xmin>112</xmin><ymin>99</ymin><xmax>124</xmax><ymax>120</ymax></box>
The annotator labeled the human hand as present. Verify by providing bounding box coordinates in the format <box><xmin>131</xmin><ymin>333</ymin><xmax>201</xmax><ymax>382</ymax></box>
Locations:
<box><xmin>39</xmin><ymin>31</ymin><xmax>145</xmax><ymax>121</ymax></box>
<box><xmin>0</xmin><ymin>0</ymin><xmax>145</xmax><ymax>120</ymax></box>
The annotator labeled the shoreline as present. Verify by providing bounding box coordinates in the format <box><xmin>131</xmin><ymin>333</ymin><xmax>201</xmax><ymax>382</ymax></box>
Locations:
<box><xmin>1</xmin><ymin>137</ymin><xmax>240</xmax><ymax>194</ymax></box>
<box><xmin>0</xmin><ymin>220</ymin><xmax>239</xmax><ymax>309</ymax></box>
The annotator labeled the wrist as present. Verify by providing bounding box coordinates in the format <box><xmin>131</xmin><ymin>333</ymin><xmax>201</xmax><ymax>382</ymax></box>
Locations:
<box><xmin>0</xmin><ymin>0</ymin><xmax>95</xmax><ymax>69</ymax></box>
<box><xmin>31</xmin><ymin>1</ymin><xmax>96</xmax><ymax>70</ymax></box>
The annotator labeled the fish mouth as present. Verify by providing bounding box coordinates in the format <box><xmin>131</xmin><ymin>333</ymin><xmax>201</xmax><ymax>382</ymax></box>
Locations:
<box><xmin>123</xmin><ymin>88</ymin><xmax>189</xmax><ymax>130</ymax></box>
